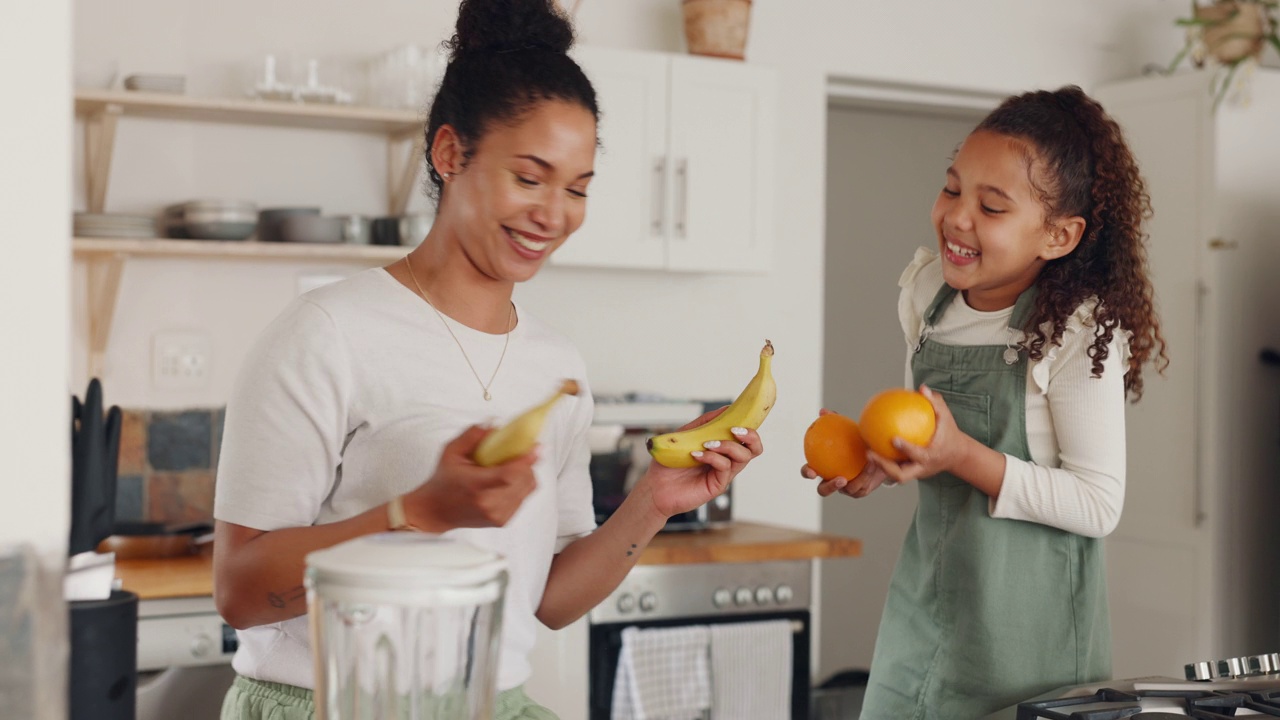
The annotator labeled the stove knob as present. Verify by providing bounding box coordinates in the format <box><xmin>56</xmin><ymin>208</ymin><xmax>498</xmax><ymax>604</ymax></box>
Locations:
<box><xmin>775</xmin><ymin>585</ymin><xmax>794</xmax><ymax>605</ymax></box>
<box><xmin>734</xmin><ymin>587</ymin><xmax>753</xmax><ymax>607</ymax></box>
<box><xmin>617</xmin><ymin>593</ymin><xmax>636</xmax><ymax>614</ymax></box>
<box><xmin>754</xmin><ymin>587</ymin><xmax>774</xmax><ymax>605</ymax></box>
<box><xmin>190</xmin><ymin>633</ymin><xmax>213</xmax><ymax>658</ymax></box>
<box><xmin>1185</xmin><ymin>661</ymin><xmax>1214</xmax><ymax>681</ymax></box>
<box><xmin>712</xmin><ymin>588</ymin><xmax>732</xmax><ymax>608</ymax></box>
<box><xmin>639</xmin><ymin>592</ymin><xmax>658</xmax><ymax>612</ymax></box>
<box><xmin>1247</xmin><ymin>654</ymin><xmax>1274</xmax><ymax>675</ymax></box>
<box><xmin>1217</xmin><ymin>657</ymin><xmax>1244</xmax><ymax>678</ymax></box>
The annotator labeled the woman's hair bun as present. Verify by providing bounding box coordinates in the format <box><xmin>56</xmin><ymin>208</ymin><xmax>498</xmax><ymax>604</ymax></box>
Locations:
<box><xmin>448</xmin><ymin>0</ymin><xmax>575</xmax><ymax>58</ymax></box>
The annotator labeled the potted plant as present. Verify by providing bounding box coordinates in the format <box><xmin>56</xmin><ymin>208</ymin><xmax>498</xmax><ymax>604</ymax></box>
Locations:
<box><xmin>682</xmin><ymin>0</ymin><xmax>753</xmax><ymax>60</ymax></box>
<box><xmin>1169</xmin><ymin>0</ymin><xmax>1280</xmax><ymax>106</ymax></box>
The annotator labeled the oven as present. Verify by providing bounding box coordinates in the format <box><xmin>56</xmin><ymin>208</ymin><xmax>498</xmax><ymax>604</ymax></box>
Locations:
<box><xmin>986</xmin><ymin>650</ymin><xmax>1280</xmax><ymax>718</ymax></box>
<box><xmin>587</xmin><ymin>560</ymin><xmax>811</xmax><ymax>720</ymax></box>
<box><xmin>136</xmin><ymin>596</ymin><xmax>238</xmax><ymax>720</ymax></box>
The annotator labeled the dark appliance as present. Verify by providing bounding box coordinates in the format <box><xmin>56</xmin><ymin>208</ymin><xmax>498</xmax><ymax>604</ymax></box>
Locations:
<box><xmin>587</xmin><ymin>560</ymin><xmax>811</xmax><ymax>719</ymax></box>
<box><xmin>590</xmin><ymin>431</ymin><xmax>733</xmax><ymax>532</ymax></box>
<box><xmin>69</xmin><ymin>590</ymin><xmax>138</xmax><ymax>720</ymax></box>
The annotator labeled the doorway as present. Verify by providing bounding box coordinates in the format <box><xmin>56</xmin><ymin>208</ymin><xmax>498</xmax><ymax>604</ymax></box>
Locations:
<box><xmin>817</xmin><ymin>89</ymin><xmax>989</xmax><ymax>685</ymax></box>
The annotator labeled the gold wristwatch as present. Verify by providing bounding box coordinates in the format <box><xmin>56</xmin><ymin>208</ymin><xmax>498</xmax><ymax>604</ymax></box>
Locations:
<box><xmin>387</xmin><ymin>495</ymin><xmax>419</xmax><ymax>532</ymax></box>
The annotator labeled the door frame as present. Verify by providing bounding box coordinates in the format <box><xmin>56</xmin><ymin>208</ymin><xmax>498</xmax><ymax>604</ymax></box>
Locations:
<box><xmin>826</xmin><ymin>75</ymin><xmax>1006</xmax><ymax>117</ymax></box>
<box><xmin>815</xmin><ymin>76</ymin><xmax>1001</xmax><ymax>681</ymax></box>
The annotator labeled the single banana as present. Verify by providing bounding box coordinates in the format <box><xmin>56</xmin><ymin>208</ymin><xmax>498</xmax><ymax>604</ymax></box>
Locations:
<box><xmin>473</xmin><ymin>379</ymin><xmax>580</xmax><ymax>467</ymax></box>
<box><xmin>647</xmin><ymin>340</ymin><xmax>776</xmax><ymax>468</ymax></box>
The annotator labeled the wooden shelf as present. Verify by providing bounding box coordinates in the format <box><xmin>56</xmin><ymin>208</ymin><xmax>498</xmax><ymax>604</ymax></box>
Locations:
<box><xmin>72</xmin><ymin>88</ymin><xmax>425</xmax><ymax>216</ymax></box>
<box><xmin>73</xmin><ymin>237</ymin><xmax>409</xmax><ymax>262</ymax></box>
<box><xmin>73</xmin><ymin>237</ymin><xmax>407</xmax><ymax>378</ymax></box>
<box><xmin>74</xmin><ymin>88</ymin><xmax>423</xmax><ymax>134</ymax></box>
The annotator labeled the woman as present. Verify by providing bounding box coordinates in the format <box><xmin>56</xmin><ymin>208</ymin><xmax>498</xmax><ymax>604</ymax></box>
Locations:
<box><xmin>212</xmin><ymin>1</ymin><xmax>763</xmax><ymax>718</ymax></box>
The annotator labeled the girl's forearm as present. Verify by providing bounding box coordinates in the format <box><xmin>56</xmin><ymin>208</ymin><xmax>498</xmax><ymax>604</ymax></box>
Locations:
<box><xmin>952</xmin><ymin>436</ymin><xmax>1007</xmax><ymax>498</ymax></box>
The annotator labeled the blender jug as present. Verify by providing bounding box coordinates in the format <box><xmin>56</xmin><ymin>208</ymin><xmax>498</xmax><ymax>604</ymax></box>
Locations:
<box><xmin>306</xmin><ymin>533</ymin><xmax>508</xmax><ymax>720</ymax></box>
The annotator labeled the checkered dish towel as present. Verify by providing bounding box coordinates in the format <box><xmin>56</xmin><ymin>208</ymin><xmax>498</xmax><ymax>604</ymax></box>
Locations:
<box><xmin>612</xmin><ymin>625</ymin><xmax>712</xmax><ymax>720</ymax></box>
<box><xmin>709</xmin><ymin>620</ymin><xmax>793</xmax><ymax>720</ymax></box>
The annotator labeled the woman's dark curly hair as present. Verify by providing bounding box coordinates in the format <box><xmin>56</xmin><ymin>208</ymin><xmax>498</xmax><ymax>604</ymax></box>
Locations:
<box><xmin>977</xmin><ymin>85</ymin><xmax>1168</xmax><ymax>401</ymax></box>
<box><xmin>423</xmin><ymin>0</ymin><xmax>599</xmax><ymax>203</ymax></box>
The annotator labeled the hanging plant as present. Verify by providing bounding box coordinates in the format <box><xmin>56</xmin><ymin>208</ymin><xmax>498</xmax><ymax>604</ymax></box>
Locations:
<box><xmin>1169</xmin><ymin>0</ymin><xmax>1280</xmax><ymax>108</ymax></box>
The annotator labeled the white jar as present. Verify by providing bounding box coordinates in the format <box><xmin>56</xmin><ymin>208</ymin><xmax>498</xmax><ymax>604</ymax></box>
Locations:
<box><xmin>306</xmin><ymin>533</ymin><xmax>508</xmax><ymax>720</ymax></box>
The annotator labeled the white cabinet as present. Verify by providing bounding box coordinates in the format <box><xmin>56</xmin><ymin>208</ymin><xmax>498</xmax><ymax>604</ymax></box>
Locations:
<box><xmin>1093</xmin><ymin>70</ymin><xmax>1280</xmax><ymax>677</ymax></box>
<box><xmin>556</xmin><ymin>47</ymin><xmax>776</xmax><ymax>272</ymax></box>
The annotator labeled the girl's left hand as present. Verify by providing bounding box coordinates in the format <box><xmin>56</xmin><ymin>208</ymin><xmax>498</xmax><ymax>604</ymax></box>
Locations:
<box><xmin>638</xmin><ymin>407</ymin><xmax>764</xmax><ymax>518</ymax></box>
<box><xmin>869</xmin><ymin>385</ymin><xmax>972</xmax><ymax>484</ymax></box>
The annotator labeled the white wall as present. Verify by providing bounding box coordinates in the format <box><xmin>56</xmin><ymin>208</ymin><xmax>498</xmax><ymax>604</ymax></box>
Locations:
<box><xmin>4</xmin><ymin>0</ymin><xmax>71</xmax><ymax>566</ymax></box>
<box><xmin>69</xmin><ymin>0</ymin><xmax>1195</xmax><ymax>538</ymax></box>
<box><xmin>2</xmin><ymin>0</ymin><xmax>71</xmax><ymax>717</ymax></box>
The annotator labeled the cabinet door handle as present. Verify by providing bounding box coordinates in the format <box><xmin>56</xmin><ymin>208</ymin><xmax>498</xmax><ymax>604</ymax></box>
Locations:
<box><xmin>675</xmin><ymin>158</ymin><xmax>688</xmax><ymax>239</ymax></box>
<box><xmin>651</xmin><ymin>157</ymin><xmax>666</xmax><ymax>236</ymax></box>
<box><xmin>1193</xmin><ymin>280</ymin><xmax>1207</xmax><ymax>528</ymax></box>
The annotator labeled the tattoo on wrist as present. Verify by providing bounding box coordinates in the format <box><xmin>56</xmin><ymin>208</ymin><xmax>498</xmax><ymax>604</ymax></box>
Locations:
<box><xmin>267</xmin><ymin>585</ymin><xmax>306</xmax><ymax>609</ymax></box>
<box><xmin>626</xmin><ymin>543</ymin><xmax>637</xmax><ymax>558</ymax></box>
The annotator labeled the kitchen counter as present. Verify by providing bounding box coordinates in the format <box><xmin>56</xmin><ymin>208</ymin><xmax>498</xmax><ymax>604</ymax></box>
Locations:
<box><xmin>115</xmin><ymin>521</ymin><xmax>860</xmax><ymax>600</ymax></box>
<box><xmin>116</xmin><ymin>546</ymin><xmax>215</xmax><ymax>600</ymax></box>
<box><xmin>639</xmin><ymin>520</ymin><xmax>861</xmax><ymax>565</ymax></box>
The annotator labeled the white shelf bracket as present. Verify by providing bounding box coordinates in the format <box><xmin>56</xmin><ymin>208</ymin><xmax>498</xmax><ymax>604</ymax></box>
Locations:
<box><xmin>85</xmin><ymin>104</ymin><xmax>123</xmax><ymax>213</ymax></box>
<box><xmin>85</xmin><ymin>252</ymin><xmax>125</xmax><ymax>380</ymax></box>
<box><xmin>387</xmin><ymin>128</ymin><xmax>424</xmax><ymax>216</ymax></box>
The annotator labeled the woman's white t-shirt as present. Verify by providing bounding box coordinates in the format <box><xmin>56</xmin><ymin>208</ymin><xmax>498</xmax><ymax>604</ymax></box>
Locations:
<box><xmin>214</xmin><ymin>268</ymin><xmax>596</xmax><ymax>691</ymax></box>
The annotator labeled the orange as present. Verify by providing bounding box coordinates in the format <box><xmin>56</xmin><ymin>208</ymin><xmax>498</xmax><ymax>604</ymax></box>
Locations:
<box><xmin>803</xmin><ymin>413</ymin><xmax>868</xmax><ymax>480</ymax></box>
<box><xmin>859</xmin><ymin>388</ymin><xmax>936</xmax><ymax>461</ymax></box>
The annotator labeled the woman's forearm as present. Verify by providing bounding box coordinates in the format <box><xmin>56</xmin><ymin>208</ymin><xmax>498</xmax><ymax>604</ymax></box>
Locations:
<box><xmin>536</xmin><ymin>483</ymin><xmax>668</xmax><ymax>630</ymax></box>
<box><xmin>213</xmin><ymin>505</ymin><xmax>394</xmax><ymax>629</ymax></box>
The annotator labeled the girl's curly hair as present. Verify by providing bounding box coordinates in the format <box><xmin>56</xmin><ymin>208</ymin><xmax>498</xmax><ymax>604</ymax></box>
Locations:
<box><xmin>977</xmin><ymin>86</ymin><xmax>1168</xmax><ymax>401</ymax></box>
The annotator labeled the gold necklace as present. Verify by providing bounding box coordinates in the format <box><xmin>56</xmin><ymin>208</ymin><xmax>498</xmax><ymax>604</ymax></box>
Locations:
<box><xmin>403</xmin><ymin>256</ymin><xmax>513</xmax><ymax>401</ymax></box>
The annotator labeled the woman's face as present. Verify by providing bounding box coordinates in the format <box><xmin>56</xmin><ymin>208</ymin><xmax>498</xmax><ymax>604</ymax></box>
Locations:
<box><xmin>444</xmin><ymin>99</ymin><xmax>597</xmax><ymax>283</ymax></box>
<box><xmin>930</xmin><ymin>130</ymin><xmax>1059</xmax><ymax>312</ymax></box>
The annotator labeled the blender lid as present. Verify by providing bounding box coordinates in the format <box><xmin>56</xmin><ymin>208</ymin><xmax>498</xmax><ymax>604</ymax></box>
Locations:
<box><xmin>305</xmin><ymin>533</ymin><xmax>507</xmax><ymax>591</ymax></box>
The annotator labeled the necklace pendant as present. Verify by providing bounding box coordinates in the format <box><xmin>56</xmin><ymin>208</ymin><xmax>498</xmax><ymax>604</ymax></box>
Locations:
<box><xmin>483</xmin><ymin>390</ymin><xmax>492</xmax><ymax>401</ymax></box>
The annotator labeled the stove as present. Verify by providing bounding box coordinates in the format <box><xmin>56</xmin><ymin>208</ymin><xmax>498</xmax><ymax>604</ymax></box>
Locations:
<box><xmin>986</xmin><ymin>653</ymin><xmax>1280</xmax><ymax>719</ymax></box>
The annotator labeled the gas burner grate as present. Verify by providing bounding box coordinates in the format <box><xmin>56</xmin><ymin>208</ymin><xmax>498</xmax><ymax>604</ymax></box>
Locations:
<box><xmin>1185</xmin><ymin>689</ymin><xmax>1280</xmax><ymax>718</ymax></box>
<box><xmin>1017</xmin><ymin>688</ymin><xmax>1280</xmax><ymax>719</ymax></box>
<box><xmin>1015</xmin><ymin>688</ymin><xmax>1142</xmax><ymax>719</ymax></box>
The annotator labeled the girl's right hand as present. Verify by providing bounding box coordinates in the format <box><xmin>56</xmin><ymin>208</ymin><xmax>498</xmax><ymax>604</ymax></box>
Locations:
<box><xmin>402</xmin><ymin>425</ymin><xmax>539</xmax><ymax>531</ymax></box>
<box><xmin>801</xmin><ymin>461</ymin><xmax>891</xmax><ymax>499</ymax></box>
<box><xmin>801</xmin><ymin>407</ymin><xmax>893</xmax><ymax>498</ymax></box>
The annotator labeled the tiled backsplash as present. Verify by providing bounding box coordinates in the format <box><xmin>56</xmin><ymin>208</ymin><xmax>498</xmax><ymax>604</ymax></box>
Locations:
<box><xmin>116</xmin><ymin>408</ymin><xmax>224</xmax><ymax>525</ymax></box>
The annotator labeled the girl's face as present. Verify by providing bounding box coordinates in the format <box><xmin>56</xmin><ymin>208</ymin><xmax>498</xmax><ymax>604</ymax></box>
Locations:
<box><xmin>930</xmin><ymin>130</ymin><xmax>1079</xmax><ymax>311</ymax></box>
<box><xmin>442</xmin><ymin>100</ymin><xmax>597</xmax><ymax>283</ymax></box>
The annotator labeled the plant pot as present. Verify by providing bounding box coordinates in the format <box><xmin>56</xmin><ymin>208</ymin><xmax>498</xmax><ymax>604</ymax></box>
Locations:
<box><xmin>1197</xmin><ymin>1</ymin><xmax>1269</xmax><ymax>64</ymax></box>
<box><xmin>682</xmin><ymin>0</ymin><xmax>752</xmax><ymax>60</ymax></box>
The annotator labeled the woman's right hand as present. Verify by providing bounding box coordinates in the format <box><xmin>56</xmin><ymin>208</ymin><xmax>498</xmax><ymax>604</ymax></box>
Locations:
<box><xmin>401</xmin><ymin>425</ymin><xmax>539</xmax><ymax>531</ymax></box>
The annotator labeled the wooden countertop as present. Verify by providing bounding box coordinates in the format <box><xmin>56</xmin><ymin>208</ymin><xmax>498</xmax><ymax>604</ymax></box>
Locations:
<box><xmin>638</xmin><ymin>521</ymin><xmax>861</xmax><ymax>565</ymax></box>
<box><xmin>116</xmin><ymin>546</ymin><xmax>215</xmax><ymax>600</ymax></box>
<box><xmin>115</xmin><ymin>521</ymin><xmax>861</xmax><ymax>600</ymax></box>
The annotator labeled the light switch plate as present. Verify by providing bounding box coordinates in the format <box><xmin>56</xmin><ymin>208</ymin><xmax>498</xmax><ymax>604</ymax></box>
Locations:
<box><xmin>152</xmin><ymin>331</ymin><xmax>211</xmax><ymax>390</ymax></box>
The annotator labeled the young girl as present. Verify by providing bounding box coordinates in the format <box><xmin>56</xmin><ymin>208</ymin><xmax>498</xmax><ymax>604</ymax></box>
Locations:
<box><xmin>212</xmin><ymin>2</ymin><xmax>762</xmax><ymax>718</ymax></box>
<box><xmin>804</xmin><ymin>86</ymin><xmax>1166</xmax><ymax>718</ymax></box>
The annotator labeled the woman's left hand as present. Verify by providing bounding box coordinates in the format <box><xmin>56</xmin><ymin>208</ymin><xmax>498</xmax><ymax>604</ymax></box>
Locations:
<box><xmin>869</xmin><ymin>385</ymin><xmax>972</xmax><ymax>484</ymax></box>
<box><xmin>637</xmin><ymin>407</ymin><xmax>764</xmax><ymax>519</ymax></box>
